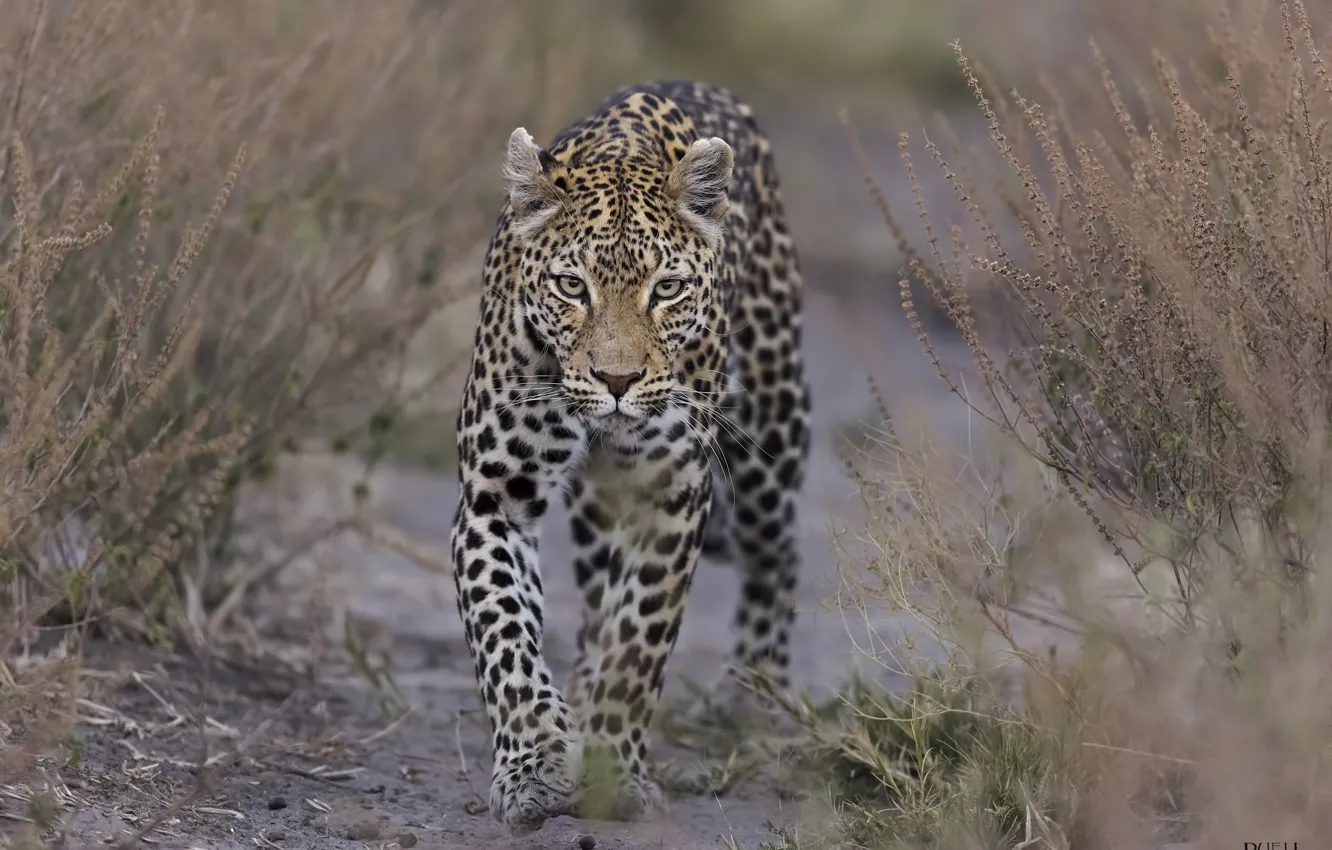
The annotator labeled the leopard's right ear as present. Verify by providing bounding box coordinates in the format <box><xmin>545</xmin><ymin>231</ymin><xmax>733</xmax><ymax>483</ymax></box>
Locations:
<box><xmin>503</xmin><ymin>127</ymin><xmax>566</xmax><ymax>236</ymax></box>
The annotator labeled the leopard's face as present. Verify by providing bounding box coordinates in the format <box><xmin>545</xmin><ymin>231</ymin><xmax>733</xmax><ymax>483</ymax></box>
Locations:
<box><xmin>521</xmin><ymin>179</ymin><xmax>719</xmax><ymax>423</ymax></box>
<box><xmin>503</xmin><ymin>128</ymin><xmax>733</xmax><ymax>427</ymax></box>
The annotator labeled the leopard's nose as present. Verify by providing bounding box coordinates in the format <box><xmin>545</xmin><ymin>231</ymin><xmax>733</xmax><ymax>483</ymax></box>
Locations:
<box><xmin>591</xmin><ymin>367</ymin><xmax>646</xmax><ymax>399</ymax></box>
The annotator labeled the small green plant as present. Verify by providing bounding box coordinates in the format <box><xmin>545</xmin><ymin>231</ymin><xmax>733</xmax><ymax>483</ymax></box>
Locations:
<box><xmin>761</xmin><ymin>674</ymin><xmax>1089</xmax><ymax>849</ymax></box>
<box><xmin>342</xmin><ymin>618</ymin><xmax>408</xmax><ymax>720</ymax></box>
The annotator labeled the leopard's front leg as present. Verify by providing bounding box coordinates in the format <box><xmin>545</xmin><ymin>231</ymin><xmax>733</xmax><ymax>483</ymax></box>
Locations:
<box><xmin>450</xmin><ymin>392</ymin><xmax>587</xmax><ymax>836</ymax></box>
<box><xmin>569</xmin><ymin>416</ymin><xmax>713</xmax><ymax>820</ymax></box>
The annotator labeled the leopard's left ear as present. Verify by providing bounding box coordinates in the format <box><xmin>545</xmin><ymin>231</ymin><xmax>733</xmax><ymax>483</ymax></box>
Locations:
<box><xmin>667</xmin><ymin>137</ymin><xmax>733</xmax><ymax>245</ymax></box>
<box><xmin>503</xmin><ymin>127</ymin><xmax>566</xmax><ymax>236</ymax></box>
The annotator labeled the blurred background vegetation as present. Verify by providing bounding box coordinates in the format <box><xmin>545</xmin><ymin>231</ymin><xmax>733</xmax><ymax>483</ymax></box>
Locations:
<box><xmin>533</xmin><ymin>0</ymin><xmax>1218</xmax><ymax>295</ymax></box>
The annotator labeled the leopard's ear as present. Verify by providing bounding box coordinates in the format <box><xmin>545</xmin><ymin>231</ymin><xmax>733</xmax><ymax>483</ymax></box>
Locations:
<box><xmin>503</xmin><ymin>127</ymin><xmax>566</xmax><ymax>235</ymax></box>
<box><xmin>666</xmin><ymin>136</ymin><xmax>733</xmax><ymax>245</ymax></box>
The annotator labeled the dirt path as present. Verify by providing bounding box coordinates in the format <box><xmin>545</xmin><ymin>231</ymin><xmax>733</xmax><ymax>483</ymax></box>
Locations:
<box><xmin>15</xmin><ymin>105</ymin><xmax>1029</xmax><ymax>849</ymax></box>
<box><xmin>22</xmin><ymin>271</ymin><xmax>983</xmax><ymax>850</ymax></box>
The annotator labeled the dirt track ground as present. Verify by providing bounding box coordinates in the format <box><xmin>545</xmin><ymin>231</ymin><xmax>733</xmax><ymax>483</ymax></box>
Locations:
<box><xmin>3</xmin><ymin>109</ymin><xmax>1015</xmax><ymax>850</ymax></box>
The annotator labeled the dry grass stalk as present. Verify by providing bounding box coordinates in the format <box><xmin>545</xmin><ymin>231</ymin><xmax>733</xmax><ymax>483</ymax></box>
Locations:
<box><xmin>0</xmin><ymin>0</ymin><xmax>594</xmax><ymax>802</ymax></box>
<box><xmin>792</xmin><ymin>0</ymin><xmax>1332</xmax><ymax>846</ymax></box>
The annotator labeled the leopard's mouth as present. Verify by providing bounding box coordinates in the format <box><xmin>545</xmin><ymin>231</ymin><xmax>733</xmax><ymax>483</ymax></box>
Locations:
<box><xmin>580</xmin><ymin>406</ymin><xmax>647</xmax><ymax>435</ymax></box>
<box><xmin>595</xmin><ymin>409</ymin><xmax>638</xmax><ymax>426</ymax></box>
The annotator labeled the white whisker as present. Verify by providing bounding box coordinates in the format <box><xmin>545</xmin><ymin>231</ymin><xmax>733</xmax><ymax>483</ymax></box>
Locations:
<box><xmin>689</xmin><ymin>367</ymin><xmax>755</xmax><ymax>403</ymax></box>
<box><xmin>495</xmin><ymin>392</ymin><xmax>571</xmax><ymax>412</ymax></box>
<box><xmin>671</xmin><ymin>390</ymin><xmax>769</xmax><ymax>463</ymax></box>
<box><xmin>674</xmin><ymin>405</ymin><xmax>739</xmax><ymax>506</ymax></box>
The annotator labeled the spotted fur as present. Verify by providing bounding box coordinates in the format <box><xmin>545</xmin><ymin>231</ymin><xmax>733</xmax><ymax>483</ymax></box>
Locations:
<box><xmin>449</xmin><ymin>80</ymin><xmax>811</xmax><ymax>835</ymax></box>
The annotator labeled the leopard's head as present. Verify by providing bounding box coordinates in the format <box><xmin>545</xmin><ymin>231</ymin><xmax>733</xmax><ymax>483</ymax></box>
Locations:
<box><xmin>500</xmin><ymin>116</ymin><xmax>732</xmax><ymax>426</ymax></box>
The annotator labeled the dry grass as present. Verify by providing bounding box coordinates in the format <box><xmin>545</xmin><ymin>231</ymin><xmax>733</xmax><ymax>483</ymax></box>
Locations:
<box><xmin>773</xmin><ymin>0</ymin><xmax>1332</xmax><ymax>846</ymax></box>
<box><xmin>0</xmin><ymin>0</ymin><xmax>593</xmax><ymax>824</ymax></box>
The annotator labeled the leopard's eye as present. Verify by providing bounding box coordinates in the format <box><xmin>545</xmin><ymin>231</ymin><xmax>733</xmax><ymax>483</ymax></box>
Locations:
<box><xmin>553</xmin><ymin>275</ymin><xmax>588</xmax><ymax>300</ymax></box>
<box><xmin>652</xmin><ymin>277</ymin><xmax>686</xmax><ymax>302</ymax></box>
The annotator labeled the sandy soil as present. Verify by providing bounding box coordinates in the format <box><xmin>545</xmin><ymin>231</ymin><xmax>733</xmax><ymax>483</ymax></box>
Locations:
<box><xmin>8</xmin><ymin>273</ymin><xmax>985</xmax><ymax>850</ymax></box>
<box><xmin>3</xmin><ymin>107</ymin><xmax>1027</xmax><ymax>850</ymax></box>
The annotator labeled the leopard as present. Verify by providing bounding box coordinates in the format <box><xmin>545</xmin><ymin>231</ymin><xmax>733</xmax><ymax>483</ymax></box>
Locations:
<box><xmin>449</xmin><ymin>79</ymin><xmax>811</xmax><ymax>835</ymax></box>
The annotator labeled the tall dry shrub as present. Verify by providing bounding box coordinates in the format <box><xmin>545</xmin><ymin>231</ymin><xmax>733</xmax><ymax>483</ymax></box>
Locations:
<box><xmin>0</xmin><ymin>115</ymin><xmax>249</xmax><ymax>793</ymax></box>
<box><xmin>0</xmin><ymin>0</ymin><xmax>594</xmax><ymax>639</ymax></box>
<box><xmin>879</xmin><ymin>0</ymin><xmax>1332</xmax><ymax>610</ymax></box>
<box><xmin>0</xmin><ymin>0</ymin><xmax>594</xmax><ymax>641</ymax></box>
<box><xmin>819</xmin><ymin>0</ymin><xmax>1332</xmax><ymax>843</ymax></box>
<box><xmin>0</xmin><ymin>0</ymin><xmax>596</xmax><ymax>802</ymax></box>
